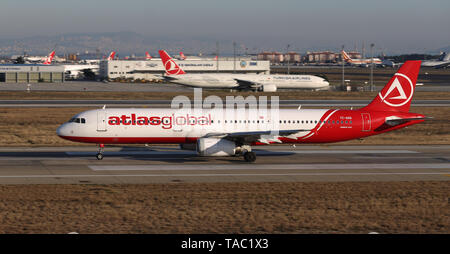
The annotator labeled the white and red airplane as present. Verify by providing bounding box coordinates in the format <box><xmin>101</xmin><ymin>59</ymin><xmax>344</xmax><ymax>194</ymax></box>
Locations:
<box><xmin>342</xmin><ymin>50</ymin><xmax>382</xmax><ymax>66</ymax></box>
<box><xmin>57</xmin><ymin>60</ymin><xmax>427</xmax><ymax>162</ymax></box>
<box><xmin>42</xmin><ymin>51</ymin><xmax>55</xmax><ymax>65</ymax></box>
<box><xmin>159</xmin><ymin>50</ymin><xmax>329</xmax><ymax>91</ymax></box>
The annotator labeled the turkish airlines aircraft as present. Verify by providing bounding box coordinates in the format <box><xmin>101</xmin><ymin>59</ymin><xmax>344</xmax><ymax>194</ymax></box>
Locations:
<box><xmin>42</xmin><ymin>51</ymin><xmax>55</xmax><ymax>65</ymax></box>
<box><xmin>159</xmin><ymin>50</ymin><xmax>329</xmax><ymax>91</ymax></box>
<box><xmin>342</xmin><ymin>50</ymin><xmax>382</xmax><ymax>66</ymax></box>
<box><xmin>57</xmin><ymin>61</ymin><xmax>427</xmax><ymax>162</ymax></box>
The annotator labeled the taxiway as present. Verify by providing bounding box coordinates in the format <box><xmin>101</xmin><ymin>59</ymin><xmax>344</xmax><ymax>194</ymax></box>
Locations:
<box><xmin>0</xmin><ymin>145</ymin><xmax>448</xmax><ymax>184</ymax></box>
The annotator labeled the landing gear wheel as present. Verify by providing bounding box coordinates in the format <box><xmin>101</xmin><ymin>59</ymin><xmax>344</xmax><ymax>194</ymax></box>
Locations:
<box><xmin>96</xmin><ymin>153</ymin><xmax>104</xmax><ymax>160</ymax></box>
<box><xmin>244</xmin><ymin>152</ymin><xmax>256</xmax><ymax>163</ymax></box>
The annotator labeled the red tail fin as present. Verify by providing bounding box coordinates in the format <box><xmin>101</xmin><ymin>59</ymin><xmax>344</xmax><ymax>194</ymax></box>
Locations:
<box><xmin>341</xmin><ymin>50</ymin><xmax>351</xmax><ymax>62</ymax></box>
<box><xmin>180</xmin><ymin>52</ymin><xmax>186</xmax><ymax>60</ymax></box>
<box><xmin>43</xmin><ymin>51</ymin><xmax>55</xmax><ymax>65</ymax></box>
<box><xmin>145</xmin><ymin>51</ymin><xmax>152</xmax><ymax>60</ymax></box>
<box><xmin>107</xmin><ymin>51</ymin><xmax>116</xmax><ymax>60</ymax></box>
<box><xmin>158</xmin><ymin>50</ymin><xmax>186</xmax><ymax>75</ymax></box>
<box><xmin>362</xmin><ymin>60</ymin><xmax>421</xmax><ymax>113</ymax></box>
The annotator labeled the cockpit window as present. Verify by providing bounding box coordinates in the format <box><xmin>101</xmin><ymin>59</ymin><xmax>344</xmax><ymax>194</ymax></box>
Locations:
<box><xmin>68</xmin><ymin>118</ymin><xmax>86</xmax><ymax>124</ymax></box>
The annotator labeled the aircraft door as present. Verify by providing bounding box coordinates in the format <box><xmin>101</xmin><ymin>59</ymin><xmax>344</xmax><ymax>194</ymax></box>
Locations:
<box><xmin>97</xmin><ymin>110</ymin><xmax>107</xmax><ymax>132</ymax></box>
<box><xmin>361</xmin><ymin>113</ymin><xmax>371</xmax><ymax>132</ymax></box>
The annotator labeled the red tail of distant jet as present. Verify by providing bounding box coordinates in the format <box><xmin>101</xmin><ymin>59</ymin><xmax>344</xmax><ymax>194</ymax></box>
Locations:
<box><xmin>42</xmin><ymin>51</ymin><xmax>55</xmax><ymax>65</ymax></box>
<box><xmin>145</xmin><ymin>51</ymin><xmax>152</xmax><ymax>60</ymax></box>
<box><xmin>159</xmin><ymin>50</ymin><xmax>186</xmax><ymax>75</ymax></box>
<box><xmin>107</xmin><ymin>51</ymin><xmax>116</xmax><ymax>61</ymax></box>
<box><xmin>342</xmin><ymin>50</ymin><xmax>382</xmax><ymax>65</ymax></box>
<box><xmin>180</xmin><ymin>52</ymin><xmax>187</xmax><ymax>60</ymax></box>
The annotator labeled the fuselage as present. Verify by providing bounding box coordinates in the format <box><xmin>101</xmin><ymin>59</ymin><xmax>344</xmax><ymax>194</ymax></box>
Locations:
<box><xmin>166</xmin><ymin>74</ymin><xmax>329</xmax><ymax>89</ymax></box>
<box><xmin>57</xmin><ymin>108</ymin><xmax>424</xmax><ymax>145</ymax></box>
<box><xmin>346</xmin><ymin>58</ymin><xmax>382</xmax><ymax>65</ymax></box>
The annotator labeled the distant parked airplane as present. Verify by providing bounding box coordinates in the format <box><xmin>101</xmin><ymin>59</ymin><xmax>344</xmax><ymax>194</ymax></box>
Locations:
<box><xmin>159</xmin><ymin>50</ymin><xmax>329</xmax><ymax>91</ymax></box>
<box><xmin>421</xmin><ymin>52</ymin><xmax>450</xmax><ymax>68</ymax></box>
<box><xmin>342</xmin><ymin>50</ymin><xmax>382</xmax><ymax>66</ymax></box>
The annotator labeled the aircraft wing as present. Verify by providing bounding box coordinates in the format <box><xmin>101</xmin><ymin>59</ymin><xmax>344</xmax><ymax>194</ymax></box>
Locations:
<box><xmin>234</xmin><ymin>79</ymin><xmax>263</xmax><ymax>90</ymax></box>
<box><xmin>203</xmin><ymin>129</ymin><xmax>311</xmax><ymax>144</ymax></box>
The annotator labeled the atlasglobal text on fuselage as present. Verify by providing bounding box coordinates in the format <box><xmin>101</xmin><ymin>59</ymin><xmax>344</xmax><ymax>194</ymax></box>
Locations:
<box><xmin>57</xmin><ymin>60</ymin><xmax>428</xmax><ymax>162</ymax></box>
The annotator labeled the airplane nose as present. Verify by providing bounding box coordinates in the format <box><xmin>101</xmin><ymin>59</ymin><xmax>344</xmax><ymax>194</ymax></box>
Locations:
<box><xmin>56</xmin><ymin>123</ymin><xmax>70</xmax><ymax>137</ymax></box>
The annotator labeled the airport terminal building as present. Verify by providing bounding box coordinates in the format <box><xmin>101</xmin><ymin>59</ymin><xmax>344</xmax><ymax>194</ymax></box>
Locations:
<box><xmin>0</xmin><ymin>64</ymin><xmax>65</xmax><ymax>83</ymax></box>
<box><xmin>100</xmin><ymin>59</ymin><xmax>271</xmax><ymax>80</ymax></box>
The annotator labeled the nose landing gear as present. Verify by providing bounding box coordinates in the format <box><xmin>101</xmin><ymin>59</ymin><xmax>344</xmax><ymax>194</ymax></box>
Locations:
<box><xmin>96</xmin><ymin>144</ymin><xmax>105</xmax><ymax>160</ymax></box>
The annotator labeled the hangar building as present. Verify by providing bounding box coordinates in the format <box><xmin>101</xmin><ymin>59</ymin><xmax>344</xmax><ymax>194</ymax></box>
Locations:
<box><xmin>0</xmin><ymin>64</ymin><xmax>65</xmax><ymax>83</ymax></box>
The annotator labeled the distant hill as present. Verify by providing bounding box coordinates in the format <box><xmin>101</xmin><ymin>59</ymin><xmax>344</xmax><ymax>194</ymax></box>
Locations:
<box><xmin>0</xmin><ymin>31</ymin><xmax>225</xmax><ymax>57</ymax></box>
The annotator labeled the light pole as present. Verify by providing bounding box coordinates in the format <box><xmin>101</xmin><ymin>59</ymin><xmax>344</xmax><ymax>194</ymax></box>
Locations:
<box><xmin>233</xmin><ymin>41</ymin><xmax>236</xmax><ymax>74</ymax></box>
<box><xmin>341</xmin><ymin>45</ymin><xmax>345</xmax><ymax>90</ymax></box>
<box><xmin>370</xmin><ymin>43</ymin><xmax>374</xmax><ymax>92</ymax></box>
<box><xmin>287</xmin><ymin>44</ymin><xmax>290</xmax><ymax>75</ymax></box>
<box><xmin>216</xmin><ymin>41</ymin><xmax>219</xmax><ymax>73</ymax></box>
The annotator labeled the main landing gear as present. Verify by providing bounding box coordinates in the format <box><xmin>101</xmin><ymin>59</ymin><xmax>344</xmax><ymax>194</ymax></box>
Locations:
<box><xmin>243</xmin><ymin>151</ymin><xmax>257</xmax><ymax>163</ymax></box>
<box><xmin>96</xmin><ymin>144</ymin><xmax>104</xmax><ymax>160</ymax></box>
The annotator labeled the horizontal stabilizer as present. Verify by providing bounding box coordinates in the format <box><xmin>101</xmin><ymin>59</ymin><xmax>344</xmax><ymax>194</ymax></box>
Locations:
<box><xmin>385</xmin><ymin>116</ymin><xmax>432</xmax><ymax>126</ymax></box>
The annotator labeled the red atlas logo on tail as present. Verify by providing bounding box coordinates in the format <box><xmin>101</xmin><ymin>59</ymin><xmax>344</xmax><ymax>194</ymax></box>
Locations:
<box><xmin>378</xmin><ymin>73</ymin><xmax>414</xmax><ymax>107</ymax></box>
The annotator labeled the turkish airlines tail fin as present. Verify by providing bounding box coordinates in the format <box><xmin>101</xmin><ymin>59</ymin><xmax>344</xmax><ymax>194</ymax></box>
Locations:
<box><xmin>107</xmin><ymin>51</ymin><xmax>116</xmax><ymax>60</ymax></box>
<box><xmin>362</xmin><ymin>60</ymin><xmax>421</xmax><ymax>113</ymax></box>
<box><xmin>158</xmin><ymin>50</ymin><xmax>186</xmax><ymax>75</ymax></box>
<box><xmin>341</xmin><ymin>50</ymin><xmax>351</xmax><ymax>62</ymax></box>
<box><xmin>145</xmin><ymin>51</ymin><xmax>152</xmax><ymax>60</ymax></box>
<box><xmin>180</xmin><ymin>52</ymin><xmax>186</xmax><ymax>60</ymax></box>
<box><xmin>43</xmin><ymin>51</ymin><xmax>55</xmax><ymax>65</ymax></box>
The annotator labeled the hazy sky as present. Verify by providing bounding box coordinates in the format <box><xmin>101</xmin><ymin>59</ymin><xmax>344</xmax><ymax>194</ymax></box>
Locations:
<box><xmin>1</xmin><ymin>0</ymin><xmax>449</xmax><ymax>52</ymax></box>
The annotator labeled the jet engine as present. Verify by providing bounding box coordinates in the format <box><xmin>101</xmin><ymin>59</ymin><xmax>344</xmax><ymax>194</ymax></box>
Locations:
<box><xmin>196</xmin><ymin>138</ymin><xmax>236</xmax><ymax>156</ymax></box>
<box><xmin>258</xmin><ymin>84</ymin><xmax>277</xmax><ymax>92</ymax></box>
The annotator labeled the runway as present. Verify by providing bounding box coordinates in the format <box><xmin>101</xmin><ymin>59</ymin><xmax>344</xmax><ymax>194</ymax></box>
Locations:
<box><xmin>0</xmin><ymin>145</ymin><xmax>448</xmax><ymax>184</ymax></box>
<box><xmin>0</xmin><ymin>99</ymin><xmax>449</xmax><ymax>107</ymax></box>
